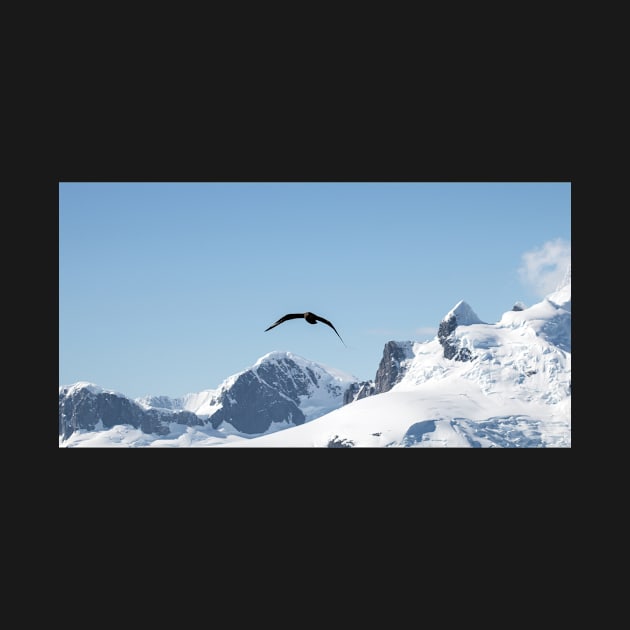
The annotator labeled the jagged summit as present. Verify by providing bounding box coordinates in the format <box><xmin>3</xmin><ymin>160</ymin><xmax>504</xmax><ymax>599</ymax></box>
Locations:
<box><xmin>59</xmin><ymin>382</ymin><xmax>121</xmax><ymax>397</ymax></box>
<box><xmin>437</xmin><ymin>300</ymin><xmax>485</xmax><ymax>362</ymax></box>
<box><xmin>253</xmin><ymin>350</ymin><xmax>356</xmax><ymax>383</ymax></box>
<box><xmin>441</xmin><ymin>300</ymin><xmax>485</xmax><ymax>326</ymax></box>
<box><xmin>254</xmin><ymin>350</ymin><xmax>298</xmax><ymax>365</ymax></box>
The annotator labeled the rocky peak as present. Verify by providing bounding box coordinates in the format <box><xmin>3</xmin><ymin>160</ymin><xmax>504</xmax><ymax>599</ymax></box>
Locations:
<box><xmin>441</xmin><ymin>300</ymin><xmax>484</xmax><ymax>326</ymax></box>
<box><xmin>374</xmin><ymin>341</ymin><xmax>415</xmax><ymax>393</ymax></box>
<box><xmin>58</xmin><ymin>383</ymin><xmax>202</xmax><ymax>440</ymax></box>
<box><xmin>438</xmin><ymin>300</ymin><xmax>482</xmax><ymax>362</ymax></box>
<box><xmin>60</xmin><ymin>352</ymin><xmax>359</xmax><ymax>440</ymax></box>
<box><xmin>343</xmin><ymin>381</ymin><xmax>376</xmax><ymax>405</ymax></box>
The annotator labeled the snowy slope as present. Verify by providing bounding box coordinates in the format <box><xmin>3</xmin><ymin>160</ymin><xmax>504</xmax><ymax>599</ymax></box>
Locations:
<box><xmin>225</xmin><ymin>276</ymin><xmax>571</xmax><ymax>447</ymax></box>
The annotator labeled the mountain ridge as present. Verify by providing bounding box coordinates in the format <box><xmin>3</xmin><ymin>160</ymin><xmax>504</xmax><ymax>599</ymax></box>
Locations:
<box><xmin>59</xmin><ymin>351</ymin><xmax>359</xmax><ymax>441</ymax></box>
<box><xmin>60</xmin><ymin>279</ymin><xmax>571</xmax><ymax>447</ymax></box>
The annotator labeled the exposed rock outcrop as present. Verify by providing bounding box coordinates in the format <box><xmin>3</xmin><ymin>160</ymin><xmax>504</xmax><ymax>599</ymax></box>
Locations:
<box><xmin>58</xmin><ymin>385</ymin><xmax>202</xmax><ymax>441</ymax></box>
<box><xmin>374</xmin><ymin>340</ymin><xmax>415</xmax><ymax>393</ymax></box>
<box><xmin>438</xmin><ymin>301</ymin><xmax>483</xmax><ymax>362</ymax></box>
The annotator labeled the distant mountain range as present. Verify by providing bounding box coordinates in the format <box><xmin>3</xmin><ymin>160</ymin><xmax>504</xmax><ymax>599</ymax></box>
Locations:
<box><xmin>59</xmin><ymin>268</ymin><xmax>571</xmax><ymax>447</ymax></box>
<box><xmin>59</xmin><ymin>352</ymin><xmax>360</xmax><ymax>441</ymax></box>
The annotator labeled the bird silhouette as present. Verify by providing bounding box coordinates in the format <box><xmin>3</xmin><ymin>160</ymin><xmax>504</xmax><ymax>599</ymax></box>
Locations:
<box><xmin>265</xmin><ymin>311</ymin><xmax>346</xmax><ymax>346</ymax></box>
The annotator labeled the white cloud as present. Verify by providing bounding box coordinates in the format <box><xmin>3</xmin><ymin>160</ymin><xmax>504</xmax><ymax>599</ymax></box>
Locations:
<box><xmin>518</xmin><ymin>238</ymin><xmax>571</xmax><ymax>298</ymax></box>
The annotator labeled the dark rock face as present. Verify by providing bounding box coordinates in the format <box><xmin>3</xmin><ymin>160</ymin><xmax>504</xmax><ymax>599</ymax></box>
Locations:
<box><xmin>455</xmin><ymin>347</ymin><xmax>473</xmax><ymax>361</ymax></box>
<box><xmin>438</xmin><ymin>314</ymin><xmax>474</xmax><ymax>362</ymax></box>
<box><xmin>60</xmin><ymin>355</ymin><xmax>351</xmax><ymax>440</ymax></box>
<box><xmin>58</xmin><ymin>388</ymin><xmax>203</xmax><ymax>441</ymax></box>
<box><xmin>210</xmin><ymin>355</ymin><xmax>348</xmax><ymax>433</ymax></box>
<box><xmin>327</xmin><ymin>435</ymin><xmax>354</xmax><ymax>448</ymax></box>
<box><xmin>438</xmin><ymin>314</ymin><xmax>458</xmax><ymax>344</ymax></box>
<box><xmin>208</xmin><ymin>369</ymin><xmax>306</xmax><ymax>434</ymax></box>
<box><xmin>255</xmin><ymin>357</ymin><xmax>320</xmax><ymax>401</ymax></box>
<box><xmin>59</xmin><ymin>349</ymin><xmax>366</xmax><ymax>441</ymax></box>
<box><xmin>343</xmin><ymin>381</ymin><xmax>376</xmax><ymax>405</ymax></box>
<box><xmin>374</xmin><ymin>341</ymin><xmax>414</xmax><ymax>393</ymax></box>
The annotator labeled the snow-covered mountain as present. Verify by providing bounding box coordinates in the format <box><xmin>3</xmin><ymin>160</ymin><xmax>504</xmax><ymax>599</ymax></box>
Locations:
<box><xmin>59</xmin><ymin>352</ymin><xmax>358</xmax><ymax>444</ymax></box>
<box><xmin>230</xmin><ymin>274</ymin><xmax>571</xmax><ymax>448</ymax></box>
<box><xmin>59</xmin><ymin>272</ymin><xmax>571</xmax><ymax>448</ymax></box>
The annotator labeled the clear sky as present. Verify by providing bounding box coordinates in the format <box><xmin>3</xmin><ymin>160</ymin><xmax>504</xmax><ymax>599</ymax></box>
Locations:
<box><xmin>59</xmin><ymin>182</ymin><xmax>571</xmax><ymax>399</ymax></box>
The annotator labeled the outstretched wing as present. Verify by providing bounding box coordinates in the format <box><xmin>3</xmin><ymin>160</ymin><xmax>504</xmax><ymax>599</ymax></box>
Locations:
<box><xmin>313</xmin><ymin>314</ymin><xmax>346</xmax><ymax>346</ymax></box>
<box><xmin>264</xmin><ymin>313</ymin><xmax>304</xmax><ymax>331</ymax></box>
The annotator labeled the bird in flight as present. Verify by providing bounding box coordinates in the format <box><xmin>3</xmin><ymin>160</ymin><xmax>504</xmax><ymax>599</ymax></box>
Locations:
<box><xmin>265</xmin><ymin>311</ymin><xmax>346</xmax><ymax>346</ymax></box>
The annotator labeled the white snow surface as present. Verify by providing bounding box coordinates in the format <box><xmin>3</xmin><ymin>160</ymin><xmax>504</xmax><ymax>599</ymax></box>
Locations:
<box><xmin>442</xmin><ymin>300</ymin><xmax>485</xmax><ymax>325</ymax></box>
<box><xmin>59</xmin><ymin>382</ymin><xmax>124</xmax><ymax>397</ymax></box>
<box><xmin>60</xmin><ymin>282</ymin><xmax>571</xmax><ymax>448</ymax></box>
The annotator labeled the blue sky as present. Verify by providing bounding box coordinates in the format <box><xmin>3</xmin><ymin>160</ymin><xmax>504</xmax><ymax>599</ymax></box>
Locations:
<box><xmin>59</xmin><ymin>182</ymin><xmax>571</xmax><ymax>399</ymax></box>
